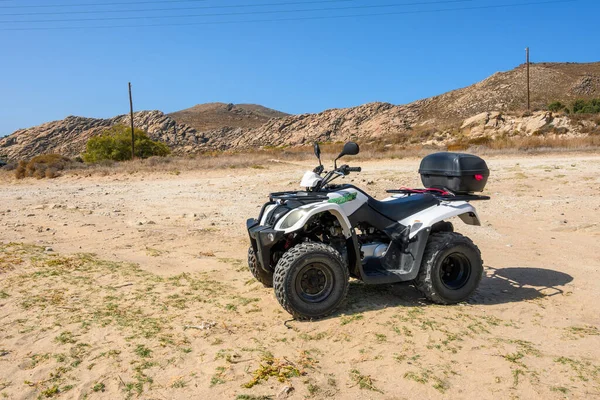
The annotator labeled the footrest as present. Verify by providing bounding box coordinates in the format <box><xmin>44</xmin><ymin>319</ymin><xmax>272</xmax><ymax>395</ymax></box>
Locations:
<box><xmin>361</xmin><ymin>258</ymin><xmax>410</xmax><ymax>284</ymax></box>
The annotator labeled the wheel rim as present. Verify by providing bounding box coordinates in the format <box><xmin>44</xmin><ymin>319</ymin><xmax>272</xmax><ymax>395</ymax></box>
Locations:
<box><xmin>295</xmin><ymin>262</ymin><xmax>334</xmax><ymax>303</ymax></box>
<box><xmin>439</xmin><ymin>253</ymin><xmax>472</xmax><ymax>290</ymax></box>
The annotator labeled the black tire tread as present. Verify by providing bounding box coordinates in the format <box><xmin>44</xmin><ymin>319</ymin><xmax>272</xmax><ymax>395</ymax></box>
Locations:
<box><xmin>273</xmin><ymin>242</ymin><xmax>349</xmax><ymax>320</ymax></box>
<box><xmin>248</xmin><ymin>246</ymin><xmax>273</xmax><ymax>288</ymax></box>
<box><xmin>414</xmin><ymin>231</ymin><xmax>483</xmax><ymax>304</ymax></box>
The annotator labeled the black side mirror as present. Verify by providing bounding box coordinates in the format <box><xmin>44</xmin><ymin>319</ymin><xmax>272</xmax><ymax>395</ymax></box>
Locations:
<box><xmin>334</xmin><ymin>141</ymin><xmax>359</xmax><ymax>168</ymax></box>
<box><xmin>337</xmin><ymin>142</ymin><xmax>359</xmax><ymax>158</ymax></box>
<box><xmin>314</xmin><ymin>142</ymin><xmax>321</xmax><ymax>160</ymax></box>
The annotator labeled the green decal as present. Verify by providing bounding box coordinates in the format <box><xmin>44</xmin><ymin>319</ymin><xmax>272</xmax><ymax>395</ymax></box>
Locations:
<box><xmin>328</xmin><ymin>192</ymin><xmax>357</xmax><ymax>205</ymax></box>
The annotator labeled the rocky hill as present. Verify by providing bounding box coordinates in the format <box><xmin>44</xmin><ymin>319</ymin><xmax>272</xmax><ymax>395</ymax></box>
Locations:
<box><xmin>168</xmin><ymin>102</ymin><xmax>288</xmax><ymax>132</ymax></box>
<box><xmin>418</xmin><ymin>62</ymin><xmax>600</xmax><ymax>123</ymax></box>
<box><xmin>1</xmin><ymin>62</ymin><xmax>599</xmax><ymax>161</ymax></box>
<box><xmin>0</xmin><ymin>103</ymin><xmax>291</xmax><ymax>161</ymax></box>
<box><xmin>238</xmin><ymin>62</ymin><xmax>600</xmax><ymax>147</ymax></box>
<box><xmin>0</xmin><ymin>111</ymin><xmax>204</xmax><ymax>161</ymax></box>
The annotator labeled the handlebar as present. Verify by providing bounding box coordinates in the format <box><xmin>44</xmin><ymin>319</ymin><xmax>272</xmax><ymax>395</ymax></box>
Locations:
<box><xmin>315</xmin><ymin>164</ymin><xmax>362</xmax><ymax>190</ymax></box>
<box><xmin>340</xmin><ymin>165</ymin><xmax>361</xmax><ymax>174</ymax></box>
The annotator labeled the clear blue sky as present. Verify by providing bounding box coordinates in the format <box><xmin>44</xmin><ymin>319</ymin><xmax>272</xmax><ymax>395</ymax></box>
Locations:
<box><xmin>0</xmin><ymin>0</ymin><xmax>598</xmax><ymax>136</ymax></box>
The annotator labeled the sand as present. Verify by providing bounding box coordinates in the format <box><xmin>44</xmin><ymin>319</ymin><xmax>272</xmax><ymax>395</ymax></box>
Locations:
<box><xmin>0</xmin><ymin>153</ymin><xmax>599</xmax><ymax>399</ymax></box>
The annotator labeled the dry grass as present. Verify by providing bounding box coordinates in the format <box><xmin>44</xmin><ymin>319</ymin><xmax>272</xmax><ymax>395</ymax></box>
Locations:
<box><xmin>470</xmin><ymin>135</ymin><xmax>600</xmax><ymax>151</ymax></box>
<box><xmin>446</xmin><ymin>135</ymin><xmax>600</xmax><ymax>153</ymax></box>
<box><xmin>2</xmin><ymin>136</ymin><xmax>600</xmax><ymax>182</ymax></box>
<box><xmin>568</xmin><ymin>113</ymin><xmax>600</xmax><ymax>134</ymax></box>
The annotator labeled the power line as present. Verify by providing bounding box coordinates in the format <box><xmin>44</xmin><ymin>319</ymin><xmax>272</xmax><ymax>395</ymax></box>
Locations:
<box><xmin>0</xmin><ymin>0</ymin><xmax>472</xmax><ymax>23</ymax></box>
<box><xmin>0</xmin><ymin>0</ymin><xmax>576</xmax><ymax>31</ymax></box>
<box><xmin>0</xmin><ymin>0</ymin><xmax>208</xmax><ymax>9</ymax></box>
<box><xmin>1</xmin><ymin>0</ymin><xmax>356</xmax><ymax>16</ymax></box>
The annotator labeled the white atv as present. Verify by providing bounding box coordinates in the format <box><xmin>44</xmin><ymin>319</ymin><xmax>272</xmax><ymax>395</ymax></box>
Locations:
<box><xmin>246</xmin><ymin>142</ymin><xmax>490</xmax><ymax>319</ymax></box>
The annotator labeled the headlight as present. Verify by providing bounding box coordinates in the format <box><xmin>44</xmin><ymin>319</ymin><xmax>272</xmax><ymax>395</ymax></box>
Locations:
<box><xmin>279</xmin><ymin>209</ymin><xmax>309</xmax><ymax>229</ymax></box>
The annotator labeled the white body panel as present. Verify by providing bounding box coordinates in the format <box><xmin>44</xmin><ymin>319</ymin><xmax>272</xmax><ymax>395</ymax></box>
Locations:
<box><xmin>399</xmin><ymin>200</ymin><xmax>481</xmax><ymax>239</ymax></box>
<box><xmin>275</xmin><ymin>188</ymin><xmax>367</xmax><ymax>237</ymax></box>
<box><xmin>273</xmin><ymin>190</ymin><xmax>481</xmax><ymax>239</ymax></box>
<box><xmin>259</xmin><ymin>204</ymin><xmax>277</xmax><ymax>226</ymax></box>
<box><xmin>300</xmin><ymin>171</ymin><xmax>323</xmax><ymax>188</ymax></box>
<box><xmin>326</xmin><ymin>188</ymin><xmax>368</xmax><ymax>216</ymax></box>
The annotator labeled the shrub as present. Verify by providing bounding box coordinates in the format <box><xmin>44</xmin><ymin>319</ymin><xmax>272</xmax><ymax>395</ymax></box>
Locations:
<box><xmin>548</xmin><ymin>101</ymin><xmax>566</xmax><ymax>112</ymax></box>
<box><xmin>15</xmin><ymin>154</ymin><xmax>72</xmax><ymax>180</ymax></box>
<box><xmin>580</xmin><ymin>105</ymin><xmax>600</xmax><ymax>114</ymax></box>
<box><xmin>82</xmin><ymin>125</ymin><xmax>171</xmax><ymax>163</ymax></box>
<box><xmin>572</xmin><ymin>98</ymin><xmax>600</xmax><ymax>114</ymax></box>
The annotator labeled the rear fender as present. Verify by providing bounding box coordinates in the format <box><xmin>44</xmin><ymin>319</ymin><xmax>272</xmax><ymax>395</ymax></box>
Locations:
<box><xmin>399</xmin><ymin>202</ymin><xmax>481</xmax><ymax>239</ymax></box>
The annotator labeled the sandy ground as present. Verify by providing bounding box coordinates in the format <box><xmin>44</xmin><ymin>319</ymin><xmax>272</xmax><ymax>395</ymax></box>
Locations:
<box><xmin>1</xmin><ymin>153</ymin><xmax>599</xmax><ymax>399</ymax></box>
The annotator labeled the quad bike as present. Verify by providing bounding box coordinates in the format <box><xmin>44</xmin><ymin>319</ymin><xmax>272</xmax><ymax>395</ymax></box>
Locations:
<box><xmin>246</xmin><ymin>142</ymin><xmax>490</xmax><ymax>319</ymax></box>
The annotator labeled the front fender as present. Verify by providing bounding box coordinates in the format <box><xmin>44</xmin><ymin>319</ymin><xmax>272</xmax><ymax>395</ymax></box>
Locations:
<box><xmin>274</xmin><ymin>203</ymin><xmax>353</xmax><ymax>237</ymax></box>
<box><xmin>399</xmin><ymin>201</ymin><xmax>481</xmax><ymax>239</ymax></box>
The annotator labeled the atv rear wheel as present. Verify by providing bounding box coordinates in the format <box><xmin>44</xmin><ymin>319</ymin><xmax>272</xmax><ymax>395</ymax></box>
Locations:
<box><xmin>414</xmin><ymin>232</ymin><xmax>483</xmax><ymax>304</ymax></box>
<box><xmin>248</xmin><ymin>246</ymin><xmax>273</xmax><ymax>287</ymax></box>
<box><xmin>274</xmin><ymin>242</ymin><xmax>349</xmax><ymax>320</ymax></box>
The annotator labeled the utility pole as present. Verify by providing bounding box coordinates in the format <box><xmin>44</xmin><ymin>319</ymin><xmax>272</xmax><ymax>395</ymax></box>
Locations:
<box><xmin>129</xmin><ymin>82</ymin><xmax>135</xmax><ymax>160</ymax></box>
<box><xmin>526</xmin><ymin>47</ymin><xmax>530</xmax><ymax>111</ymax></box>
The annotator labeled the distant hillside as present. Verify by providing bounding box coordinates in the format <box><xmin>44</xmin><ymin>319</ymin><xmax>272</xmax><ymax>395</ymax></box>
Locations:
<box><xmin>418</xmin><ymin>62</ymin><xmax>600</xmax><ymax>124</ymax></box>
<box><xmin>0</xmin><ymin>103</ymin><xmax>290</xmax><ymax>161</ymax></box>
<box><xmin>229</xmin><ymin>62</ymin><xmax>600</xmax><ymax>147</ymax></box>
<box><xmin>1</xmin><ymin>62</ymin><xmax>599</xmax><ymax>161</ymax></box>
<box><xmin>0</xmin><ymin>111</ymin><xmax>203</xmax><ymax>161</ymax></box>
<box><xmin>168</xmin><ymin>102</ymin><xmax>289</xmax><ymax>132</ymax></box>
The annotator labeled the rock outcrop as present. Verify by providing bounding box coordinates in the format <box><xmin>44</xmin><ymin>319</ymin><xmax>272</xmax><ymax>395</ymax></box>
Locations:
<box><xmin>452</xmin><ymin>110</ymin><xmax>579</xmax><ymax>141</ymax></box>
<box><xmin>233</xmin><ymin>102</ymin><xmax>423</xmax><ymax>147</ymax></box>
<box><xmin>0</xmin><ymin>111</ymin><xmax>204</xmax><ymax>161</ymax></box>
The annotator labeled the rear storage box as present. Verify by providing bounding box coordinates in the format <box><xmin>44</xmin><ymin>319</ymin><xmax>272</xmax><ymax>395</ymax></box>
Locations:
<box><xmin>419</xmin><ymin>152</ymin><xmax>489</xmax><ymax>194</ymax></box>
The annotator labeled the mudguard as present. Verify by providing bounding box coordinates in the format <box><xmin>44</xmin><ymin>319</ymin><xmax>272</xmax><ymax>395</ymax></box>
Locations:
<box><xmin>274</xmin><ymin>188</ymin><xmax>368</xmax><ymax>237</ymax></box>
<box><xmin>274</xmin><ymin>202</ymin><xmax>353</xmax><ymax>237</ymax></box>
<box><xmin>399</xmin><ymin>201</ymin><xmax>481</xmax><ymax>239</ymax></box>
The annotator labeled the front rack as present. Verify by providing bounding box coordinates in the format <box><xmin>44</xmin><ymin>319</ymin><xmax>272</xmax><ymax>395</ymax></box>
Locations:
<box><xmin>269</xmin><ymin>191</ymin><xmax>329</xmax><ymax>202</ymax></box>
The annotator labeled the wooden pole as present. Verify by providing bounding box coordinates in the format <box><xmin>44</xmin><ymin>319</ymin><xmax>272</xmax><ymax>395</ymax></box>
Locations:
<box><xmin>526</xmin><ymin>47</ymin><xmax>530</xmax><ymax>111</ymax></box>
<box><xmin>129</xmin><ymin>82</ymin><xmax>135</xmax><ymax>160</ymax></box>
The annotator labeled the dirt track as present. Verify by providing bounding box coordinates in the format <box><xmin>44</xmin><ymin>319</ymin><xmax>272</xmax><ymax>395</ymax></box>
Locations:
<box><xmin>1</xmin><ymin>153</ymin><xmax>599</xmax><ymax>399</ymax></box>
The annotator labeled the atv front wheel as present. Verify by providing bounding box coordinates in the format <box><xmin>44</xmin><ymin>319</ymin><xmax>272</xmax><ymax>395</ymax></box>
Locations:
<box><xmin>414</xmin><ymin>232</ymin><xmax>483</xmax><ymax>304</ymax></box>
<box><xmin>248</xmin><ymin>246</ymin><xmax>273</xmax><ymax>287</ymax></box>
<box><xmin>273</xmin><ymin>242</ymin><xmax>349</xmax><ymax>320</ymax></box>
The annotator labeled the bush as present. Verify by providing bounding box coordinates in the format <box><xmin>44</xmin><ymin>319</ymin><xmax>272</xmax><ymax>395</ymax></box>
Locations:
<box><xmin>548</xmin><ymin>101</ymin><xmax>566</xmax><ymax>112</ymax></box>
<box><xmin>547</xmin><ymin>99</ymin><xmax>600</xmax><ymax>114</ymax></box>
<box><xmin>572</xmin><ymin>98</ymin><xmax>600</xmax><ymax>114</ymax></box>
<box><xmin>15</xmin><ymin>154</ymin><xmax>72</xmax><ymax>179</ymax></box>
<box><xmin>82</xmin><ymin>125</ymin><xmax>171</xmax><ymax>163</ymax></box>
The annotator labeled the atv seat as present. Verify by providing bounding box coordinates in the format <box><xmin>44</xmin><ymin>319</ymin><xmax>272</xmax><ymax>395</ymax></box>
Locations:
<box><xmin>368</xmin><ymin>194</ymin><xmax>439</xmax><ymax>222</ymax></box>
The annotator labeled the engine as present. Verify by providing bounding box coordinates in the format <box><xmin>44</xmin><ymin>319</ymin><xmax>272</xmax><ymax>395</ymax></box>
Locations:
<box><xmin>361</xmin><ymin>242</ymin><xmax>389</xmax><ymax>258</ymax></box>
<box><xmin>357</xmin><ymin>223</ymin><xmax>390</xmax><ymax>260</ymax></box>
